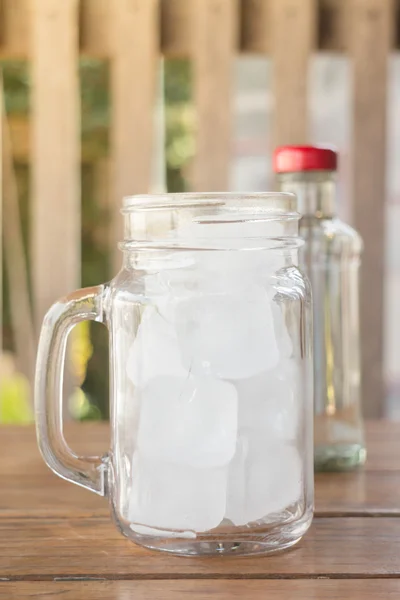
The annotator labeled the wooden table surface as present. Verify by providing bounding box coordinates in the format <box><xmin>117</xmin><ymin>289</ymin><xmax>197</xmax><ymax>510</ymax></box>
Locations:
<box><xmin>1</xmin><ymin>421</ymin><xmax>400</xmax><ymax>599</ymax></box>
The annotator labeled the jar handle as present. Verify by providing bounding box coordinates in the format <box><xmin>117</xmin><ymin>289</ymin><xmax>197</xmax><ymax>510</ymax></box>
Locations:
<box><xmin>35</xmin><ymin>285</ymin><xmax>109</xmax><ymax>496</ymax></box>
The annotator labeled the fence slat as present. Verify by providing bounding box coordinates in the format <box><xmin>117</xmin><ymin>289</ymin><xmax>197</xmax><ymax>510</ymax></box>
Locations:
<box><xmin>160</xmin><ymin>0</ymin><xmax>191</xmax><ymax>57</ymax></box>
<box><xmin>191</xmin><ymin>0</ymin><xmax>237</xmax><ymax>191</ymax></box>
<box><xmin>80</xmin><ymin>0</ymin><xmax>110</xmax><ymax>56</ymax></box>
<box><xmin>2</xmin><ymin>98</ymin><xmax>35</xmax><ymax>390</ymax></box>
<box><xmin>110</xmin><ymin>0</ymin><xmax>159</xmax><ymax>273</ymax></box>
<box><xmin>319</xmin><ymin>0</ymin><xmax>347</xmax><ymax>51</ymax></box>
<box><xmin>6</xmin><ymin>115</ymin><xmax>109</xmax><ymax>163</ymax></box>
<box><xmin>349</xmin><ymin>0</ymin><xmax>393</xmax><ymax>418</ymax></box>
<box><xmin>240</xmin><ymin>0</ymin><xmax>269</xmax><ymax>53</ymax></box>
<box><xmin>0</xmin><ymin>77</ymin><xmax>3</xmax><ymax>359</ymax></box>
<box><xmin>92</xmin><ymin>159</ymin><xmax>111</xmax><ymax>251</ymax></box>
<box><xmin>31</xmin><ymin>0</ymin><xmax>80</xmax><ymax>327</ymax></box>
<box><xmin>270</xmin><ymin>0</ymin><xmax>317</xmax><ymax>147</ymax></box>
<box><xmin>0</xmin><ymin>0</ymin><xmax>29</xmax><ymax>57</ymax></box>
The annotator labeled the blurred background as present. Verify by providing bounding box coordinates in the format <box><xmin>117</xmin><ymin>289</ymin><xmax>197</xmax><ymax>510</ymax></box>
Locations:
<box><xmin>0</xmin><ymin>0</ymin><xmax>398</xmax><ymax>423</ymax></box>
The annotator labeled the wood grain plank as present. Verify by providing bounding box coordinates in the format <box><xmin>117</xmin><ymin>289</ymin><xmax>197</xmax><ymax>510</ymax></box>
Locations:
<box><xmin>0</xmin><ymin>420</ymin><xmax>395</xmax><ymax>467</ymax></box>
<box><xmin>348</xmin><ymin>0</ymin><xmax>393</xmax><ymax>418</ymax></box>
<box><xmin>31</xmin><ymin>0</ymin><xmax>81</xmax><ymax>327</ymax></box>
<box><xmin>4</xmin><ymin>470</ymin><xmax>400</xmax><ymax>519</ymax></box>
<box><xmin>4</xmin><ymin>580</ymin><xmax>400</xmax><ymax>599</ymax></box>
<box><xmin>0</xmin><ymin>475</ymin><xmax>107</xmax><ymax>517</ymax></box>
<box><xmin>315</xmin><ymin>470</ymin><xmax>400</xmax><ymax>516</ymax></box>
<box><xmin>0</xmin><ymin>424</ymin><xmax>109</xmax><ymax>476</ymax></box>
<box><xmin>2</xmin><ymin>517</ymin><xmax>400</xmax><ymax>578</ymax></box>
<box><xmin>191</xmin><ymin>0</ymin><xmax>237</xmax><ymax>191</ymax></box>
<box><xmin>270</xmin><ymin>0</ymin><xmax>317</xmax><ymax>147</ymax></box>
<box><xmin>1</xmin><ymin>421</ymin><xmax>399</xmax><ymax>518</ymax></box>
<box><xmin>363</xmin><ymin>420</ymin><xmax>400</xmax><ymax>470</ymax></box>
<box><xmin>110</xmin><ymin>0</ymin><xmax>159</xmax><ymax>273</ymax></box>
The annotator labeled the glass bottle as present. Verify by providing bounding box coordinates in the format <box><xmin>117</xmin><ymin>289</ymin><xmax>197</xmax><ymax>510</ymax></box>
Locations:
<box><xmin>35</xmin><ymin>192</ymin><xmax>314</xmax><ymax>556</ymax></box>
<box><xmin>274</xmin><ymin>146</ymin><xmax>366</xmax><ymax>471</ymax></box>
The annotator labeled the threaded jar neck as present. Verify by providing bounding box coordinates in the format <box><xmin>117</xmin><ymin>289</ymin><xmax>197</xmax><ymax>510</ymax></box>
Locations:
<box><xmin>276</xmin><ymin>171</ymin><xmax>336</xmax><ymax>219</ymax></box>
<box><xmin>120</xmin><ymin>192</ymin><xmax>302</xmax><ymax>252</ymax></box>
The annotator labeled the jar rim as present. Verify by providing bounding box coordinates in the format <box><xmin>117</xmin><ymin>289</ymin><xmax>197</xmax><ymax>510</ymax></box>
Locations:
<box><xmin>122</xmin><ymin>192</ymin><xmax>297</xmax><ymax>215</ymax></box>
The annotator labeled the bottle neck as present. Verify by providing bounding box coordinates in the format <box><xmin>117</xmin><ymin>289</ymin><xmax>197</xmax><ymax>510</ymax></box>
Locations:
<box><xmin>276</xmin><ymin>171</ymin><xmax>336</xmax><ymax>218</ymax></box>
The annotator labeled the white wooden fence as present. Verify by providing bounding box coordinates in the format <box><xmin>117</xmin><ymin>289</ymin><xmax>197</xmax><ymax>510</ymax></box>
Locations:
<box><xmin>0</xmin><ymin>0</ymin><xmax>394</xmax><ymax>417</ymax></box>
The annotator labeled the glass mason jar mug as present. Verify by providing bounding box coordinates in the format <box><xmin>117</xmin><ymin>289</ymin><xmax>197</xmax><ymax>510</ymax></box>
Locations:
<box><xmin>35</xmin><ymin>193</ymin><xmax>314</xmax><ymax>557</ymax></box>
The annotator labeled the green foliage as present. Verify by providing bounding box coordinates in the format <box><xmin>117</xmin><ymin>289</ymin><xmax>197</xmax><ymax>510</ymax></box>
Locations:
<box><xmin>1</xmin><ymin>61</ymin><xmax>29</xmax><ymax>114</ymax></box>
<box><xmin>80</xmin><ymin>59</ymin><xmax>109</xmax><ymax>157</ymax></box>
<box><xmin>80</xmin><ymin>164</ymin><xmax>110</xmax><ymax>419</ymax></box>
<box><xmin>164</xmin><ymin>60</ymin><xmax>193</xmax><ymax>193</ymax></box>
<box><xmin>164</xmin><ymin>59</ymin><xmax>191</xmax><ymax>103</ymax></box>
<box><xmin>80</xmin><ymin>59</ymin><xmax>110</xmax><ymax>133</ymax></box>
<box><xmin>69</xmin><ymin>388</ymin><xmax>102</xmax><ymax>421</ymax></box>
<box><xmin>0</xmin><ymin>374</ymin><xmax>33</xmax><ymax>424</ymax></box>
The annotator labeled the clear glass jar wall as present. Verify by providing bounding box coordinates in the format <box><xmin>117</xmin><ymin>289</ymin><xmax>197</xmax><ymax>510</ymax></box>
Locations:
<box><xmin>108</xmin><ymin>193</ymin><xmax>314</xmax><ymax>555</ymax></box>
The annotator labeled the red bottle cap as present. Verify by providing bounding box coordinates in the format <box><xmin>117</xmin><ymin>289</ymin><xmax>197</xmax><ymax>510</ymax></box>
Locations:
<box><xmin>273</xmin><ymin>145</ymin><xmax>338</xmax><ymax>173</ymax></box>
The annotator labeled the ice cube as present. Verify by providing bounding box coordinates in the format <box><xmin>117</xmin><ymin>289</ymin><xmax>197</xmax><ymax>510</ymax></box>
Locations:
<box><xmin>129</xmin><ymin>453</ymin><xmax>227</xmax><ymax>532</ymax></box>
<box><xmin>235</xmin><ymin>361</ymin><xmax>300</xmax><ymax>442</ymax></box>
<box><xmin>126</xmin><ymin>307</ymin><xmax>187</xmax><ymax>386</ymax></box>
<box><xmin>226</xmin><ymin>436</ymin><xmax>302</xmax><ymax>526</ymax></box>
<box><xmin>176</xmin><ymin>288</ymin><xmax>279</xmax><ymax>380</ymax></box>
<box><xmin>174</xmin><ymin>218</ymin><xmax>289</xmax><ymax>284</ymax></box>
<box><xmin>144</xmin><ymin>253</ymin><xmax>197</xmax><ymax>307</ymax></box>
<box><xmin>137</xmin><ymin>375</ymin><xmax>238</xmax><ymax>468</ymax></box>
